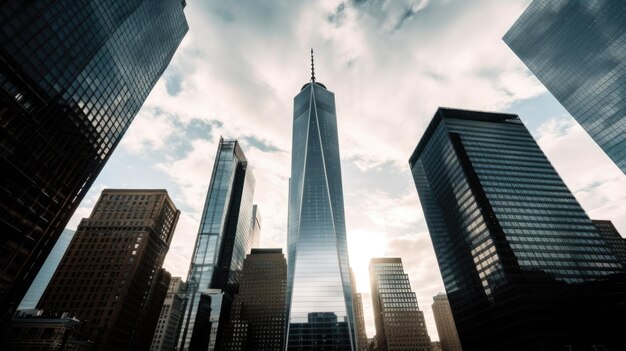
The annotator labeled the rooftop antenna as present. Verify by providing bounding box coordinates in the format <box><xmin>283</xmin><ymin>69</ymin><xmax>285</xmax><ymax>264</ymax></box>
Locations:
<box><xmin>310</xmin><ymin>48</ymin><xmax>316</xmax><ymax>82</ymax></box>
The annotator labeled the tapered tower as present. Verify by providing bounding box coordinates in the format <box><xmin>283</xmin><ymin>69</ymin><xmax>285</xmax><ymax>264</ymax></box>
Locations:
<box><xmin>286</xmin><ymin>50</ymin><xmax>355</xmax><ymax>350</ymax></box>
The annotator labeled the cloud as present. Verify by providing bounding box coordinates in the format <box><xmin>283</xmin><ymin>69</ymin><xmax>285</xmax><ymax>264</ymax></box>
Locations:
<box><xmin>120</xmin><ymin>108</ymin><xmax>182</xmax><ymax>154</ymax></box>
<box><xmin>69</xmin><ymin>0</ymin><xmax>626</xmax><ymax>342</ymax></box>
<box><xmin>156</xmin><ymin>138</ymin><xmax>218</xmax><ymax>212</ymax></box>
<box><xmin>534</xmin><ymin>117</ymin><xmax>626</xmax><ymax>232</ymax></box>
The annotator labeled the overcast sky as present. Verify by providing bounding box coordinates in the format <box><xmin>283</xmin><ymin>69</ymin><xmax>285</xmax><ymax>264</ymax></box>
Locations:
<box><xmin>66</xmin><ymin>0</ymin><xmax>626</xmax><ymax>341</ymax></box>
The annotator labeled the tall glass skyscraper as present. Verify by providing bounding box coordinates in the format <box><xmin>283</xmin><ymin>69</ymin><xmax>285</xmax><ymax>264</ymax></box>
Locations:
<box><xmin>409</xmin><ymin>108</ymin><xmax>626</xmax><ymax>350</ymax></box>
<box><xmin>178</xmin><ymin>138</ymin><xmax>257</xmax><ymax>351</ymax></box>
<box><xmin>0</xmin><ymin>0</ymin><xmax>188</xmax><ymax>322</ymax></box>
<box><xmin>503</xmin><ymin>0</ymin><xmax>626</xmax><ymax>174</ymax></box>
<box><xmin>286</xmin><ymin>53</ymin><xmax>355</xmax><ymax>350</ymax></box>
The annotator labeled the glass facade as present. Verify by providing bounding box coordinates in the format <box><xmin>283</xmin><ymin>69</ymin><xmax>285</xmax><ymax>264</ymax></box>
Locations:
<box><xmin>287</xmin><ymin>80</ymin><xmax>355</xmax><ymax>350</ymax></box>
<box><xmin>178</xmin><ymin>138</ymin><xmax>257</xmax><ymax>351</ymax></box>
<box><xmin>593</xmin><ymin>220</ymin><xmax>626</xmax><ymax>266</ymax></box>
<box><xmin>503</xmin><ymin>0</ymin><xmax>626</xmax><ymax>174</ymax></box>
<box><xmin>369</xmin><ymin>258</ymin><xmax>431</xmax><ymax>351</ymax></box>
<box><xmin>17</xmin><ymin>229</ymin><xmax>75</xmax><ymax>310</ymax></box>
<box><xmin>0</xmin><ymin>0</ymin><xmax>188</xmax><ymax>321</ymax></box>
<box><xmin>409</xmin><ymin>108</ymin><xmax>626</xmax><ymax>350</ymax></box>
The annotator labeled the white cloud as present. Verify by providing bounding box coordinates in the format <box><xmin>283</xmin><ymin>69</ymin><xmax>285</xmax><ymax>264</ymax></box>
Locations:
<box><xmin>535</xmin><ymin>117</ymin><xmax>626</xmax><ymax>233</ymax></box>
<box><xmin>156</xmin><ymin>138</ymin><xmax>218</xmax><ymax>211</ymax></box>
<box><xmin>74</xmin><ymin>0</ymin><xmax>626</xmax><ymax>343</ymax></box>
<box><xmin>120</xmin><ymin>108</ymin><xmax>181</xmax><ymax>154</ymax></box>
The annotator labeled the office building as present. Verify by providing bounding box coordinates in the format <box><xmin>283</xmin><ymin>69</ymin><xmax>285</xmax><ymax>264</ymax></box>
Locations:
<box><xmin>223</xmin><ymin>248</ymin><xmax>287</xmax><ymax>350</ymax></box>
<box><xmin>593</xmin><ymin>220</ymin><xmax>626</xmax><ymax>265</ymax></box>
<box><xmin>151</xmin><ymin>277</ymin><xmax>186</xmax><ymax>351</ymax></box>
<box><xmin>354</xmin><ymin>294</ymin><xmax>368</xmax><ymax>351</ymax></box>
<box><xmin>432</xmin><ymin>341</ymin><xmax>442</xmax><ymax>351</ymax></box>
<box><xmin>38</xmin><ymin>189</ymin><xmax>180</xmax><ymax>351</ymax></box>
<box><xmin>409</xmin><ymin>108</ymin><xmax>626</xmax><ymax>350</ymax></box>
<box><xmin>369</xmin><ymin>258</ymin><xmax>431</xmax><ymax>351</ymax></box>
<box><xmin>18</xmin><ymin>229</ymin><xmax>75</xmax><ymax>310</ymax></box>
<box><xmin>0</xmin><ymin>0</ymin><xmax>188</xmax><ymax>322</ymax></box>
<box><xmin>178</xmin><ymin>138</ymin><xmax>257</xmax><ymax>351</ymax></box>
<box><xmin>431</xmin><ymin>293</ymin><xmax>462</xmax><ymax>351</ymax></box>
<box><xmin>504</xmin><ymin>0</ymin><xmax>626</xmax><ymax>174</ymax></box>
<box><xmin>350</xmin><ymin>269</ymin><xmax>368</xmax><ymax>351</ymax></box>
<box><xmin>136</xmin><ymin>268</ymin><xmax>171</xmax><ymax>351</ymax></box>
<box><xmin>286</xmin><ymin>50</ymin><xmax>355</xmax><ymax>350</ymax></box>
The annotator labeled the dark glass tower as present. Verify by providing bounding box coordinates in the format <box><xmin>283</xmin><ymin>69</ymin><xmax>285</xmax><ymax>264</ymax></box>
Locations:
<box><xmin>409</xmin><ymin>108</ymin><xmax>626</xmax><ymax>350</ymax></box>
<box><xmin>593</xmin><ymin>220</ymin><xmax>626</xmax><ymax>266</ymax></box>
<box><xmin>503</xmin><ymin>0</ymin><xmax>626</xmax><ymax>174</ymax></box>
<box><xmin>286</xmin><ymin>52</ymin><xmax>355</xmax><ymax>350</ymax></box>
<box><xmin>0</xmin><ymin>0</ymin><xmax>188</xmax><ymax>322</ymax></box>
<box><xmin>178</xmin><ymin>138</ymin><xmax>257</xmax><ymax>351</ymax></box>
<box><xmin>369</xmin><ymin>258</ymin><xmax>431</xmax><ymax>351</ymax></box>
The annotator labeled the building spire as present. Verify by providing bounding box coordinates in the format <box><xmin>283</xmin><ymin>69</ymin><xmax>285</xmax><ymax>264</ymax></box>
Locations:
<box><xmin>310</xmin><ymin>48</ymin><xmax>315</xmax><ymax>82</ymax></box>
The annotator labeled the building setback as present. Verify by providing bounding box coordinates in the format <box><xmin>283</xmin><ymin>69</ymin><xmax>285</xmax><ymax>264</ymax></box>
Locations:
<box><xmin>151</xmin><ymin>277</ymin><xmax>186</xmax><ymax>351</ymax></box>
<box><xmin>0</xmin><ymin>0</ymin><xmax>188</xmax><ymax>322</ymax></box>
<box><xmin>503</xmin><ymin>0</ymin><xmax>626</xmax><ymax>174</ymax></box>
<box><xmin>286</xmin><ymin>50</ymin><xmax>355</xmax><ymax>350</ymax></box>
<box><xmin>178</xmin><ymin>138</ymin><xmax>257</xmax><ymax>351</ymax></box>
<box><xmin>18</xmin><ymin>229</ymin><xmax>76</xmax><ymax>310</ymax></box>
<box><xmin>409</xmin><ymin>108</ymin><xmax>626</xmax><ymax>350</ymax></box>
<box><xmin>38</xmin><ymin>189</ymin><xmax>180</xmax><ymax>351</ymax></box>
<box><xmin>223</xmin><ymin>248</ymin><xmax>287</xmax><ymax>350</ymax></box>
<box><xmin>369</xmin><ymin>258</ymin><xmax>432</xmax><ymax>351</ymax></box>
<box><xmin>431</xmin><ymin>293</ymin><xmax>462</xmax><ymax>351</ymax></box>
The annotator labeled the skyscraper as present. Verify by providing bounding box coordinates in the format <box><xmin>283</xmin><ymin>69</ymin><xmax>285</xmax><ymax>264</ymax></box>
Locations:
<box><xmin>136</xmin><ymin>268</ymin><xmax>172</xmax><ymax>351</ymax></box>
<box><xmin>369</xmin><ymin>258</ymin><xmax>432</xmax><ymax>351</ymax></box>
<box><xmin>178</xmin><ymin>138</ymin><xmax>257</xmax><ymax>351</ymax></box>
<box><xmin>17</xmin><ymin>229</ymin><xmax>75</xmax><ymax>310</ymax></box>
<box><xmin>286</xmin><ymin>51</ymin><xmax>355</xmax><ymax>350</ymax></box>
<box><xmin>223</xmin><ymin>248</ymin><xmax>287</xmax><ymax>350</ymax></box>
<box><xmin>350</xmin><ymin>268</ymin><xmax>368</xmax><ymax>351</ymax></box>
<box><xmin>593</xmin><ymin>220</ymin><xmax>626</xmax><ymax>265</ymax></box>
<box><xmin>354</xmin><ymin>293</ymin><xmax>368</xmax><ymax>351</ymax></box>
<box><xmin>38</xmin><ymin>189</ymin><xmax>180</xmax><ymax>350</ymax></box>
<box><xmin>431</xmin><ymin>293</ymin><xmax>462</xmax><ymax>351</ymax></box>
<box><xmin>151</xmin><ymin>277</ymin><xmax>187</xmax><ymax>351</ymax></box>
<box><xmin>409</xmin><ymin>108</ymin><xmax>626</xmax><ymax>350</ymax></box>
<box><xmin>0</xmin><ymin>0</ymin><xmax>188</xmax><ymax>322</ymax></box>
<box><xmin>503</xmin><ymin>0</ymin><xmax>626</xmax><ymax>174</ymax></box>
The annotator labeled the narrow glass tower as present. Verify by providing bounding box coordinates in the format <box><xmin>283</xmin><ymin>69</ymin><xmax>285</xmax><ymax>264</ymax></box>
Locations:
<box><xmin>286</xmin><ymin>51</ymin><xmax>355</xmax><ymax>350</ymax></box>
<box><xmin>504</xmin><ymin>0</ymin><xmax>626</xmax><ymax>174</ymax></box>
<box><xmin>178</xmin><ymin>138</ymin><xmax>257</xmax><ymax>351</ymax></box>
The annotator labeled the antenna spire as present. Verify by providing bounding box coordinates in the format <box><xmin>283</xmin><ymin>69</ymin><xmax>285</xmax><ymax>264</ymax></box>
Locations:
<box><xmin>310</xmin><ymin>48</ymin><xmax>316</xmax><ymax>82</ymax></box>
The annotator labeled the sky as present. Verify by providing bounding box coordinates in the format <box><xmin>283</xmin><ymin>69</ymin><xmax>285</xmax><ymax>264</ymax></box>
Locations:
<box><xmin>65</xmin><ymin>0</ymin><xmax>626</xmax><ymax>341</ymax></box>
